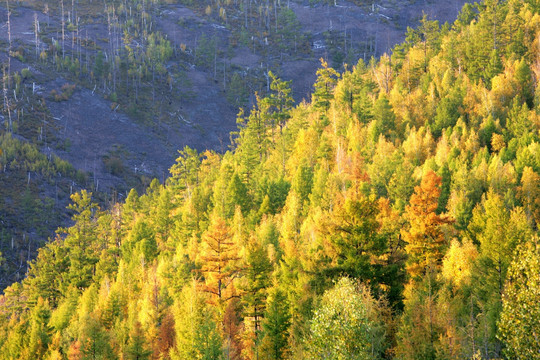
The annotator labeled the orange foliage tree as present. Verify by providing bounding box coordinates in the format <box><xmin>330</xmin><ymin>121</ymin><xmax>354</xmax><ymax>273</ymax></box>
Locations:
<box><xmin>402</xmin><ymin>170</ymin><xmax>452</xmax><ymax>279</ymax></box>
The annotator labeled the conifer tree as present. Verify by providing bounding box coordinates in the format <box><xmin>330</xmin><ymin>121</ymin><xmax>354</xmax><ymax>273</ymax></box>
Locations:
<box><xmin>241</xmin><ymin>235</ymin><xmax>273</xmax><ymax>352</ymax></box>
<box><xmin>312</xmin><ymin>58</ymin><xmax>340</xmax><ymax>111</ymax></box>
<box><xmin>266</xmin><ymin>71</ymin><xmax>294</xmax><ymax>134</ymax></box>
<box><xmin>62</xmin><ymin>190</ymin><xmax>100</xmax><ymax>290</ymax></box>
<box><xmin>469</xmin><ymin>191</ymin><xmax>532</xmax><ymax>295</ymax></box>
<box><xmin>199</xmin><ymin>215</ymin><xmax>241</xmax><ymax>304</ymax></box>
<box><xmin>25</xmin><ymin>239</ymin><xmax>69</xmax><ymax>307</ymax></box>
<box><xmin>125</xmin><ymin>322</ymin><xmax>152</xmax><ymax>360</ymax></box>
<box><xmin>26</xmin><ymin>298</ymin><xmax>52</xmax><ymax>360</ymax></box>
<box><xmin>505</xmin><ymin>98</ymin><xmax>534</xmax><ymax>142</ymax></box>
<box><xmin>227</xmin><ymin>173</ymin><xmax>250</xmax><ymax>215</ymax></box>
<box><xmin>122</xmin><ymin>188</ymin><xmax>141</xmax><ymax>227</ymax></box>
<box><xmin>291</xmin><ymin>162</ymin><xmax>313</xmax><ymax>205</ymax></box>
<box><xmin>152</xmin><ymin>188</ymin><xmax>173</xmax><ymax>252</ymax></box>
<box><xmin>402</xmin><ymin>170</ymin><xmax>451</xmax><ymax>280</ymax></box>
<box><xmin>324</xmin><ymin>192</ymin><xmax>385</xmax><ymax>284</ymax></box>
<box><xmin>235</xmin><ymin>103</ymin><xmax>269</xmax><ymax>181</ymax></box>
<box><xmin>79</xmin><ymin>315</ymin><xmax>114</xmax><ymax>360</ymax></box>
<box><xmin>169</xmin><ymin>146</ymin><xmax>201</xmax><ymax>190</ymax></box>
<box><xmin>372</xmin><ymin>93</ymin><xmax>396</xmax><ymax>141</ymax></box>
<box><xmin>260</xmin><ymin>288</ymin><xmax>290</xmax><ymax>360</ymax></box>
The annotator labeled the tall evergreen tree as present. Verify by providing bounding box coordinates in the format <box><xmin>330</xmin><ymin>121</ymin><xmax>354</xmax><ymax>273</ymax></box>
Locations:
<box><xmin>312</xmin><ymin>58</ymin><xmax>340</xmax><ymax>111</ymax></box>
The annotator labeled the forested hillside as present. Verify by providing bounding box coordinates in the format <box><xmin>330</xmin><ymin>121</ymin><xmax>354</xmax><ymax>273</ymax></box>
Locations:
<box><xmin>0</xmin><ymin>0</ymin><xmax>539</xmax><ymax>359</ymax></box>
<box><xmin>0</xmin><ymin>0</ymin><xmax>466</xmax><ymax>285</ymax></box>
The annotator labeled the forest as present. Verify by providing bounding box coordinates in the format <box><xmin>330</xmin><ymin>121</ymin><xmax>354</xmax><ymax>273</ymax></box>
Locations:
<box><xmin>0</xmin><ymin>0</ymin><xmax>539</xmax><ymax>359</ymax></box>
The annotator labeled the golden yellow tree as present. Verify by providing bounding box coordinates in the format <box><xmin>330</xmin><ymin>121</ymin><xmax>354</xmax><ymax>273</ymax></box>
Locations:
<box><xmin>199</xmin><ymin>215</ymin><xmax>241</xmax><ymax>305</ymax></box>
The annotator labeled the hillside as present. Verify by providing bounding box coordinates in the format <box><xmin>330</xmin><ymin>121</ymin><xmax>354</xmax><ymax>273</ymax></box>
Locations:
<box><xmin>0</xmin><ymin>0</ymin><xmax>470</xmax><ymax>178</ymax></box>
<box><xmin>0</xmin><ymin>0</ymin><xmax>539</xmax><ymax>359</ymax></box>
<box><xmin>0</xmin><ymin>0</ymin><xmax>468</xmax><ymax>286</ymax></box>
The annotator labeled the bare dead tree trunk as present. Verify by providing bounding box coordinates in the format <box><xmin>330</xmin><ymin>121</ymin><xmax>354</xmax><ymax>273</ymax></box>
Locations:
<box><xmin>3</xmin><ymin>68</ymin><xmax>12</xmax><ymax>133</ymax></box>
<box><xmin>61</xmin><ymin>0</ymin><xmax>65</xmax><ymax>59</ymax></box>
<box><xmin>107</xmin><ymin>7</ymin><xmax>114</xmax><ymax>93</ymax></box>
<box><xmin>274</xmin><ymin>0</ymin><xmax>278</xmax><ymax>32</ymax></box>
<box><xmin>223</xmin><ymin>61</ymin><xmax>226</xmax><ymax>90</ymax></box>
<box><xmin>34</xmin><ymin>13</ymin><xmax>40</xmax><ymax>60</ymax></box>
<box><xmin>77</xmin><ymin>16</ymin><xmax>82</xmax><ymax>74</ymax></box>
<box><xmin>6</xmin><ymin>0</ymin><xmax>12</xmax><ymax>88</ymax></box>
<box><xmin>85</xmin><ymin>30</ymin><xmax>89</xmax><ymax>74</ymax></box>
<box><xmin>244</xmin><ymin>0</ymin><xmax>248</xmax><ymax>29</ymax></box>
<box><xmin>71</xmin><ymin>24</ymin><xmax>75</xmax><ymax>61</ymax></box>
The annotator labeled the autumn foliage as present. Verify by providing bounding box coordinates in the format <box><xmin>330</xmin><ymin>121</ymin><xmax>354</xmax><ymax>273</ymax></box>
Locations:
<box><xmin>0</xmin><ymin>1</ymin><xmax>539</xmax><ymax>359</ymax></box>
